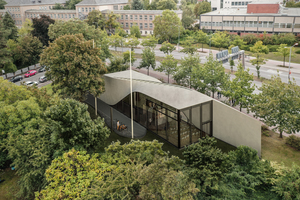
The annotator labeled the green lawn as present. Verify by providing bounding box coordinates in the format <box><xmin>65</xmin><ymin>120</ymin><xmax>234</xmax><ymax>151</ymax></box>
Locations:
<box><xmin>261</xmin><ymin>130</ymin><xmax>300</xmax><ymax>167</ymax></box>
<box><xmin>0</xmin><ymin>169</ymin><xmax>19</xmax><ymax>200</ymax></box>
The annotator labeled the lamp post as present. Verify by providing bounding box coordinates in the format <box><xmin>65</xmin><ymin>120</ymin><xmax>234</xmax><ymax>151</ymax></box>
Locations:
<box><xmin>177</xmin><ymin>25</ymin><xmax>180</xmax><ymax>51</ymax></box>
<box><xmin>285</xmin><ymin>43</ymin><xmax>298</xmax><ymax>82</ymax></box>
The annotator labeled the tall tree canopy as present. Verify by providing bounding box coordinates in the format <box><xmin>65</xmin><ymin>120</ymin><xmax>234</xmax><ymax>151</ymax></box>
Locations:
<box><xmin>86</xmin><ymin>10</ymin><xmax>105</xmax><ymax>29</ymax></box>
<box><xmin>149</xmin><ymin>0</ymin><xmax>177</xmax><ymax>10</ymax></box>
<box><xmin>194</xmin><ymin>1</ymin><xmax>211</xmax><ymax>17</ymax></box>
<box><xmin>2</xmin><ymin>12</ymin><xmax>18</xmax><ymax>40</ymax></box>
<box><xmin>139</xmin><ymin>47</ymin><xmax>156</xmax><ymax>75</ymax></box>
<box><xmin>7</xmin><ymin>35</ymin><xmax>43</xmax><ymax>69</ymax></box>
<box><xmin>0</xmin><ymin>19</ymin><xmax>11</xmax><ymax>70</ymax></box>
<box><xmin>131</xmin><ymin>0</ymin><xmax>144</xmax><ymax>10</ymax></box>
<box><xmin>31</xmin><ymin>15</ymin><xmax>55</xmax><ymax>47</ymax></box>
<box><xmin>40</xmin><ymin>34</ymin><xmax>107</xmax><ymax>101</ymax></box>
<box><xmin>211</xmin><ymin>31</ymin><xmax>230</xmax><ymax>51</ymax></box>
<box><xmin>251</xmin><ymin>74</ymin><xmax>300</xmax><ymax>138</ymax></box>
<box><xmin>153</xmin><ymin>10</ymin><xmax>184</xmax><ymax>42</ymax></box>
<box><xmin>18</xmin><ymin>18</ymin><xmax>34</xmax><ymax>37</ymax></box>
<box><xmin>48</xmin><ymin>19</ymin><xmax>110</xmax><ymax>60</ymax></box>
<box><xmin>0</xmin><ymin>0</ymin><xmax>6</xmax><ymax>9</ymax></box>
<box><xmin>130</xmin><ymin>24</ymin><xmax>141</xmax><ymax>38</ymax></box>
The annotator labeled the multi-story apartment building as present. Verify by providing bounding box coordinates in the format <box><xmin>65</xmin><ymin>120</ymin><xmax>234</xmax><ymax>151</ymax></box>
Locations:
<box><xmin>102</xmin><ymin>10</ymin><xmax>182</xmax><ymax>35</ymax></box>
<box><xmin>200</xmin><ymin>2</ymin><xmax>300</xmax><ymax>35</ymax></box>
<box><xmin>0</xmin><ymin>0</ymin><xmax>182</xmax><ymax>35</ymax></box>
<box><xmin>208</xmin><ymin>0</ymin><xmax>283</xmax><ymax>11</ymax></box>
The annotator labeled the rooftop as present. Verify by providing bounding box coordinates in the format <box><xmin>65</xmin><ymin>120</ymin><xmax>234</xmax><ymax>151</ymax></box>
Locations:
<box><xmin>25</xmin><ymin>9</ymin><xmax>76</xmax><ymax>13</ymax></box>
<box><xmin>76</xmin><ymin>0</ymin><xmax>128</xmax><ymax>6</ymax></box>
<box><xmin>5</xmin><ymin>0</ymin><xmax>67</xmax><ymax>6</ymax></box>
<box><xmin>201</xmin><ymin>5</ymin><xmax>300</xmax><ymax>16</ymax></box>
<box><xmin>101</xmin><ymin>9</ymin><xmax>183</xmax><ymax>14</ymax></box>
<box><xmin>103</xmin><ymin>70</ymin><xmax>213</xmax><ymax>110</ymax></box>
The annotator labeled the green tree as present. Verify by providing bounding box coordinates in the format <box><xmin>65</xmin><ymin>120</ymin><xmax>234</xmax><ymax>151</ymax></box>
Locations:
<box><xmin>0</xmin><ymin>19</ymin><xmax>12</xmax><ymax>70</ymax></box>
<box><xmin>130</xmin><ymin>24</ymin><xmax>141</xmax><ymax>38</ymax></box>
<box><xmin>31</xmin><ymin>15</ymin><xmax>55</xmax><ymax>47</ymax></box>
<box><xmin>7</xmin><ymin>34</ymin><xmax>43</xmax><ymax>69</ymax></box>
<box><xmin>211</xmin><ymin>31</ymin><xmax>230</xmax><ymax>51</ymax></box>
<box><xmin>153</xmin><ymin>10</ymin><xmax>184</xmax><ymax>42</ymax></box>
<box><xmin>193</xmin><ymin>55</ymin><xmax>229</xmax><ymax>97</ymax></box>
<box><xmin>224</xmin><ymin>63</ymin><xmax>255</xmax><ymax>111</ymax></box>
<box><xmin>139</xmin><ymin>47</ymin><xmax>156</xmax><ymax>75</ymax></box>
<box><xmin>278</xmin><ymin>33</ymin><xmax>297</xmax><ymax>46</ymax></box>
<box><xmin>35</xmin><ymin>149</ymin><xmax>107</xmax><ymax>200</ymax></box>
<box><xmin>65</xmin><ymin>0</ymin><xmax>82</xmax><ymax>9</ymax></box>
<box><xmin>194</xmin><ymin>30</ymin><xmax>208</xmax><ymax>52</ymax></box>
<box><xmin>275</xmin><ymin>44</ymin><xmax>295</xmax><ymax>68</ymax></box>
<box><xmin>141</xmin><ymin>35</ymin><xmax>158</xmax><ymax>48</ymax></box>
<box><xmin>48</xmin><ymin>19</ymin><xmax>110</xmax><ymax>60</ymax></box>
<box><xmin>194</xmin><ymin>1</ymin><xmax>211</xmax><ymax>17</ymax></box>
<box><xmin>156</xmin><ymin>54</ymin><xmax>178</xmax><ymax>83</ymax></box>
<box><xmin>123</xmin><ymin>50</ymin><xmax>137</xmax><ymax>66</ymax></box>
<box><xmin>85</xmin><ymin>10</ymin><xmax>105</xmax><ymax>29</ymax></box>
<box><xmin>229</xmin><ymin>59</ymin><xmax>235</xmax><ymax>72</ymax></box>
<box><xmin>125</xmin><ymin>35</ymin><xmax>140</xmax><ymax>51</ymax></box>
<box><xmin>0</xmin><ymin>0</ymin><xmax>6</xmax><ymax>9</ymax></box>
<box><xmin>52</xmin><ymin>3</ymin><xmax>65</xmax><ymax>9</ymax></box>
<box><xmin>107</xmin><ymin>53</ymin><xmax>128</xmax><ymax>73</ymax></box>
<box><xmin>131</xmin><ymin>0</ymin><xmax>144</xmax><ymax>10</ymax></box>
<box><xmin>40</xmin><ymin>34</ymin><xmax>107</xmax><ymax>101</ymax></box>
<box><xmin>2</xmin><ymin>12</ymin><xmax>18</xmax><ymax>40</ymax></box>
<box><xmin>105</xmin><ymin>12</ymin><xmax>120</xmax><ymax>34</ymax></box>
<box><xmin>44</xmin><ymin>99</ymin><xmax>110</xmax><ymax>156</ymax></box>
<box><xmin>123</xmin><ymin>4</ymin><xmax>131</xmax><ymax>9</ymax></box>
<box><xmin>157</xmin><ymin>0</ymin><xmax>177</xmax><ymax>10</ymax></box>
<box><xmin>174</xmin><ymin>53</ymin><xmax>201</xmax><ymax>88</ymax></box>
<box><xmin>3</xmin><ymin>60</ymin><xmax>17</xmax><ymax>74</ymax></box>
<box><xmin>109</xmin><ymin>33</ymin><xmax>125</xmax><ymax>51</ymax></box>
<box><xmin>250</xmin><ymin>41</ymin><xmax>269</xmax><ymax>78</ymax></box>
<box><xmin>231</xmin><ymin>35</ymin><xmax>246</xmax><ymax>50</ymax></box>
<box><xmin>180</xmin><ymin>36</ymin><xmax>198</xmax><ymax>55</ymax></box>
<box><xmin>181</xmin><ymin>6</ymin><xmax>195</xmax><ymax>29</ymax></box>
<box><xmin>18</xmin><ymin>18</ymin><xmax>34</xmax><ymax>37</ymax></box>
<box><xmin>251</xmin><ymin>74</ymin><xmax>300</xmax><ymax>138</ymax></box>
<box><xmin>183</xmin><ymin>137</ymin><xmax>229</xmax><ymax>195</ymax></box>
<box><xmin>115</xmin><ymin>27</ymin><xmax>127</xmax><ymax>37</ymax></box>
<box><xmin>159</xmin><ymin>41</ymin><xmax>176</xmax><ymax>55</ymax></box>
<box><xmin>272</xmin><ymin>164</ymin><xmax>300</xmax><ymax>200</ymax></box>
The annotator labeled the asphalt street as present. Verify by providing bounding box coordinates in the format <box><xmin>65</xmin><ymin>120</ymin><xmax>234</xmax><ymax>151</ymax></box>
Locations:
<box><xmin>13</xmin><ymin>70</ymin><xmax>50</xmax><ymax>88</ymax></box>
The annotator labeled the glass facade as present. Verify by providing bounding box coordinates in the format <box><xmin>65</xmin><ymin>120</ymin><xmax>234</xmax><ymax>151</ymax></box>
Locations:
<box><xmin>112</xmin><ymin>92</ymin><xmax>213</xmax><ymax>148</ymax></box>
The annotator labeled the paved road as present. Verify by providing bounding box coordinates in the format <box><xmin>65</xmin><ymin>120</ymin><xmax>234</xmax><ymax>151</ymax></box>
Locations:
<box><xmin>112</xmin><ymin>45</ymin><xmax>300</xmax><ymax>85</ymax></box>
<box><xmin>13</xmin><ymin>70</ymin><xmax>50</xmax><ymax>88</ymax></box>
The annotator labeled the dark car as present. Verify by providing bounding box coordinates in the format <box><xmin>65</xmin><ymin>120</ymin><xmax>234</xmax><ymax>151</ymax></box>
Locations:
<box><xmin>38</xmin><ymin>66</ymin><xmax>46</xmax><ymax>73</ymax></box>
<box><xmin>9</xmin><ymin>76</ymin><xmax>23</xmax><ymax>83</ymax></box>
<box><xmin>39</xmin><ymin>76</ymin><xmax>47</xmax><ymax>83</ymax></box>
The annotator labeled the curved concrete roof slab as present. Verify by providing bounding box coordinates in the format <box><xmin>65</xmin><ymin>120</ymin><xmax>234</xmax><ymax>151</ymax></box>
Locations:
<box><xmin>99</xmin><ymin>70</ymin><xmax>213</xmax><ymax>110</ymax></box>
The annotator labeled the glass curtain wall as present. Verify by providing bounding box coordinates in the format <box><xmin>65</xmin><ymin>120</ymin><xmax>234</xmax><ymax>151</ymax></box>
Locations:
<box><xmin>112</xmin><ymin>92</ymin><xmax>212</xmax><ymax>148</ymax></box>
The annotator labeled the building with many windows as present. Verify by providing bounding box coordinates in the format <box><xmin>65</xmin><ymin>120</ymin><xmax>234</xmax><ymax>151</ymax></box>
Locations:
<box><xmin>200</xmin><ymin>2</ymin><xmax>300</xmax><ymax>35</ymax></box>
<box><xmin>0</xmin><ymin>0</ymin><xmax>182</xmax><ymax>35</ymax></box>
<box><xmin>208</xmin><ymin>0</ymin><xmax>283</xmax><ymax>11</ymax></box>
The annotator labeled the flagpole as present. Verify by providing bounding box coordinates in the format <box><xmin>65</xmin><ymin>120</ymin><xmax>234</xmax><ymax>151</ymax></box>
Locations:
<box><xmin>93</xmin><ymin>39</ymin><xmax>97</xmax><ymax>116</ymax></box>
<box><xmin>130</xmin><ymin>50</ymin><xmax>134</xmax><ymax>139</ymax></box>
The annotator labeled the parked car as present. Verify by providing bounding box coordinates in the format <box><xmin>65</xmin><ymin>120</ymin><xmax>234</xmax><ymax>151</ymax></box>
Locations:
<box><xmin>38</xmin><ymin>66</ymin><xmax>46</xmax><ymax>73</ymax></box>
<box><xmin>39</xmin><ymin>76</ymin><xmax>47</xmax><ymax>83</ymax></box>
<box><xmin>25</xmin><ymin>81</ymin><xmax>38</xmax><ymax>86</ymax></box>
<box><xmin>24</xmin><ymin>70</ymin><xmax>37</xmax><ymax>78</ymax></box>
<box><xmin>9</xmin><ymin>76</ymin><xmax>23</xmax><ymax>83</ymax></box>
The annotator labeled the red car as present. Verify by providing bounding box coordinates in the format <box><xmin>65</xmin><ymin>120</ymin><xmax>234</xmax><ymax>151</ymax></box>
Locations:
<box><xmin>24</xmin><ymin>70</ymin><xmax>37</xmax><ymax>78</ymax></box>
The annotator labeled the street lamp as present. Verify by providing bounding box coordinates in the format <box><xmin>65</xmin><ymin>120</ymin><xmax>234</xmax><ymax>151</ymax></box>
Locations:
<box><xmin>285</xmin><ymin>43</ymin><xmax>298</xmax><ymax>81</ymax></box>
<box><xmin>177</xmin><ymin>25</ymin><xmax>180</xmax><ymax>51</ymax></box>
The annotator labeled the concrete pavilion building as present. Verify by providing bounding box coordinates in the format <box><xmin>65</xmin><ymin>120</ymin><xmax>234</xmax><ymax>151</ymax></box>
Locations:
<box><xmin>88</xmin><ymin>70</ymin><xmax>261</xmax><ymax>156</ymax></box>
<box><xmin>200</xmin><ymin>2</ymin><xmax>300</xmax><ymax>35</ymax></box>
<box><xmin>0</xmin><ymin>0</ymin><xmax>182</xmax><ymax>36</ymax></box>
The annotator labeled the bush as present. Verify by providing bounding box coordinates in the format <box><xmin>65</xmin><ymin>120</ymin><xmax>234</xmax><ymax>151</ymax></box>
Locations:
<box><xmin>295</xmin><ymin>49</ymin><xmax>300</xmax><ymax>54</ymax></box>
<box><xmin>267</xmin><ymin>45</ymin><xmax>280</xmax><ymax>52</ymax></box>
<box><xmin>286</xmin><ymin>135</ymin><xmax>300</xmax><ymax>150</ymax></box>
<box><xmin>241</xmin><ymin>44</ymin><xmax>253</xmax><ymax>51</ymax></box>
